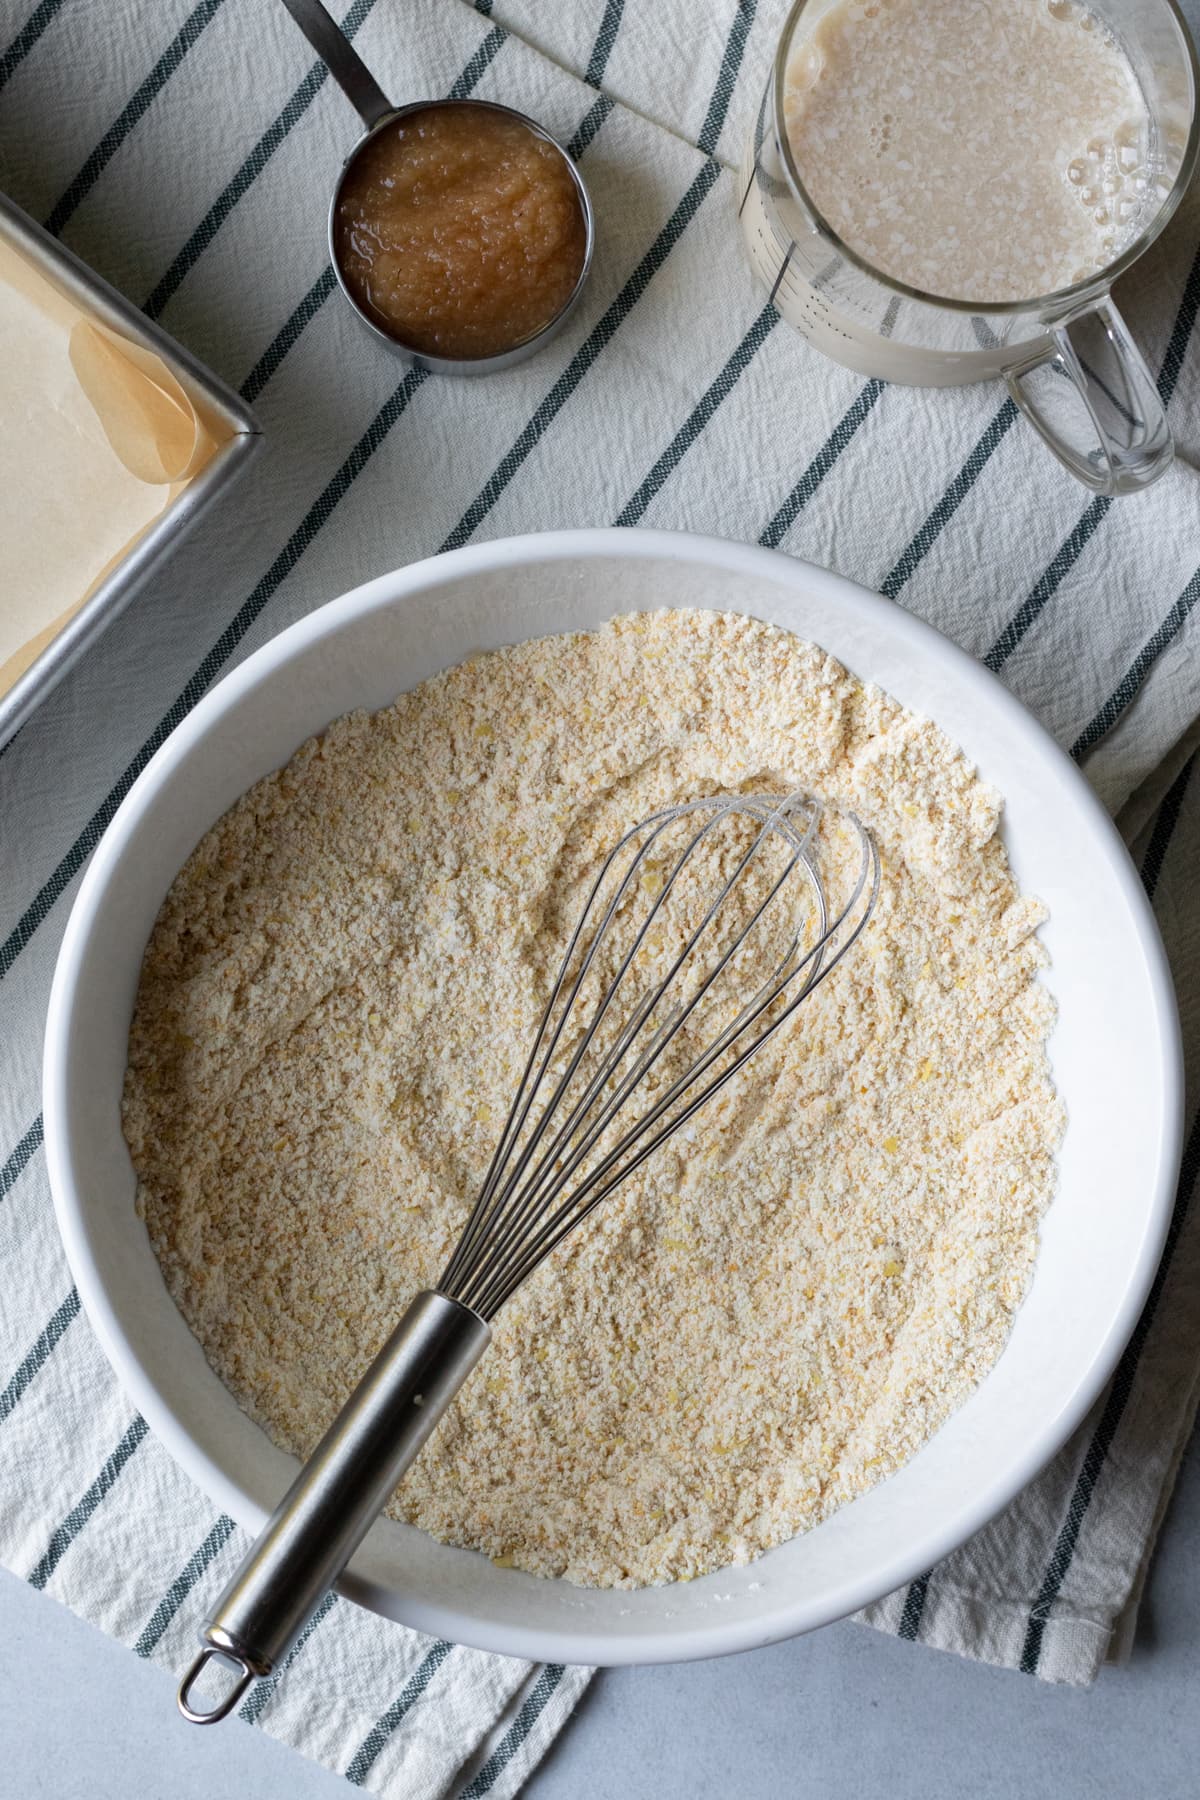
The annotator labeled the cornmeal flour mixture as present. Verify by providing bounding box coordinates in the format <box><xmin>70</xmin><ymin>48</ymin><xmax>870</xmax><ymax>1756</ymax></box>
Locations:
<box><xmin>124</xmin><ymin>611</ymin><xmax>1063</xmax><ymax>1586</ymax></box>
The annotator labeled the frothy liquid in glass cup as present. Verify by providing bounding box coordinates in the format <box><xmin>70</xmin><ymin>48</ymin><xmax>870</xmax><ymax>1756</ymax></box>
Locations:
<box><xmin>784</xmin><ymin>0</ymin><xmax>1153</xmax><ymax>303</ymax></box>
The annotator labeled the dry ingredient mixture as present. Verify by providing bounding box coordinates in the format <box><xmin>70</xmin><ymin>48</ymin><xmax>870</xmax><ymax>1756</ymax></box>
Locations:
<box><xmin>124</xmin><ymin>611</ymin><xmax>1063</xmax><ymax>1587</ymax></box>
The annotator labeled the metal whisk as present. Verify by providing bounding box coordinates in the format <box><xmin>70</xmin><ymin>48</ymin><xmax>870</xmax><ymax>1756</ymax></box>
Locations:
<box><xmin>178</xmin><ymin>792</ymin><xmax>878</xmax><ymax>1722</ymax></box>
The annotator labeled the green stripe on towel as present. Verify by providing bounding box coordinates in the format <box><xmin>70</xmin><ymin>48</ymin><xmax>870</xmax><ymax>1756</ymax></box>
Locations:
<box><xmin>615</xmin><ymin>302</ymin><xmax>779</xmax><ymax>526</ymax></box>
<box><xmin>758</xmin><ymin>380</ymin><xmax>886</xmax><ymax>549</ymax></box>
<box><xmin>0</xmin><ymin>0</ymin><xmax>71</xmax><ymax>92</ymax></box>
<box><xmin>567</xmin><ymin>92</ymin><xmax>615</xmax><ymax>162</ymax></box>
<box><xmin>345</xmin><ymin>1641</ymin><xmax>456</xmax><ymax>1785</ymax></box>
<box><xmin>239</xmin><ymin>1590</ymin><xmax>340</xmax><ymax>1724</ymax></box>
<box><xmin>1140</xmin><ymin>759</ymin><xmax>1195</xmax><ymax>902</ymax></box>
<box><xmin>585</xmin><ymin>0</ymin><xmax>627</xmax><ymax>89</ymax></box>
<box><xmin>45</xmin><ymin>0</ymin><xmax>228</xmax><ymax>238</ymax></box>
<box><xmin>450</xmin><ymin>22</ymin><xmax>507</xmax><ymax>97</ymax></box>
<box><xmin>985</xmin><ymin>497</ymin><xmax>1111</xmax><ymax>673</ymax></box>
<box><xmin>0</xmin><ymin>1113</ymin><xmax>42</xmax><ymax>1201</ymax></box>
<box><xmin>461</xmin><ymin>1664</ymin><xmax>568</xmax><ymax>1798</ymax></box>
<box><xmin>897</xmin><ymin>1572</ymin><xmax>930</xmax><ymax>1641</ymax></box>
<box><xmin>697</xmin><ymin>0</ymin><xmax>757</xmax><ymax>158</ymax></box>
<box><xmin>1072</xmin><ymin>565</ymin><xmax>1200</xmax><ymax>761</ymax></box>
<box><xmin>28</xmin><ymin>1415</ymin><xmax>149</xmax><ymax>1590</ymax></box>
<box><xmin>0</xmin><ymin>1288</ymin><xmax>79</xmax><ymax>1424</ymax></box>
<box><xmin>134</xmin><ymin>1515</ymin><xmax>238</xmax><ymax>1657</ymax></box>
<box><xmin>241</xmin><ymin>266</ymin><xmax>339</xmax><ymax>406</ymax></box>
<box><xmin>881</xmin><ymin>400</ymin><xmax>1020</xmax><ymax>602</ymax></box>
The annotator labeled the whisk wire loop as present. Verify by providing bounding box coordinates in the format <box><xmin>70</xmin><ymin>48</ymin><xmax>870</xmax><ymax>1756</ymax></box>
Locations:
<box><xmin>443</xmin><ymin>797</ymin><xmax>808</xmax><ymax>1292</ymax></box>
<box><xmin>441</xmin><ymin>793</ymin><xmax>877</xmax><ymax>1320</ymax></box>
<box><xmin>465</xmin><ymin>813</ymin><xmax>878</xmax><ymax>1316</ymax></box>
<box><xmin>440</xmin><ymin>808</ymin><xmax>681</xmax><ymax>1293</ymax></box>
<box><xmin>456</xmin><ymin>803</ymin><xmax>812</xmax><ymax>1296</ymax></box>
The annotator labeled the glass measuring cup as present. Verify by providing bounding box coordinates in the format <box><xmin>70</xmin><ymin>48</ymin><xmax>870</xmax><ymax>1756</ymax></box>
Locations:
<box><xmin>280</xmin><ymin>0</ymin><xmax>594</xmax><ymax>375</ymax></box>
<box><xmin>739</xmin><ymin>0</ymin><xmax>1199</xmax><ymax>493</ymax></box>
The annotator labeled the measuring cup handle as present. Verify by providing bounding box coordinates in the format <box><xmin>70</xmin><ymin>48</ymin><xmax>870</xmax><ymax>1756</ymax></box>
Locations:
<box><xmin>279</xmin><ymin>0</ymin><xmax>394</xmax><ymax>130</ymax></box>
<box><xmin>1005</xmin><ymin>295</ymin><xmax>1173</xmax><ymax>496</ymax></box>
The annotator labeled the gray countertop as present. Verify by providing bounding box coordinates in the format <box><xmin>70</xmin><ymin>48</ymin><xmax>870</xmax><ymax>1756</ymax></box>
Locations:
<box><xmin>3</xmin><ymin>1423</ymin><xmax>1197</xmax><ymax>1797</ymax></box>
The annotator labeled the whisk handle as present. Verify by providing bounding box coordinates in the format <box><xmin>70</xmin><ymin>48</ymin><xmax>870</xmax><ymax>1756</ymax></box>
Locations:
<box><xmin>177</xmin><ymin>1290</ymin><xmax>490</xmax><ymax>1723</ymax></box>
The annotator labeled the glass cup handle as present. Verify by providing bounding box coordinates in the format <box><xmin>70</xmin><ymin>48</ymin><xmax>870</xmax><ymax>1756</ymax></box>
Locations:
<box><xmin>1005</xmin><ymin>295</ymin><xmax>1173</xmax><ymax>496</ymax></box>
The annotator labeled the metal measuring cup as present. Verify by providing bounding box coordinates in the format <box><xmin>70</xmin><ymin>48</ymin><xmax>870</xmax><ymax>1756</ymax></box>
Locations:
<box><xmin>281</xmin><ymin>0</ymin><xmax>595</xmax><ymax>376</ymax></box>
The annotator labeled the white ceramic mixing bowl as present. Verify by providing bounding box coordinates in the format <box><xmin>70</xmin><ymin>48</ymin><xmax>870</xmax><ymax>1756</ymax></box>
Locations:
<box><xmin>44</xmin><ymin>529</ymin><xmax>1181</xmax><ymax>1666</ymax></box>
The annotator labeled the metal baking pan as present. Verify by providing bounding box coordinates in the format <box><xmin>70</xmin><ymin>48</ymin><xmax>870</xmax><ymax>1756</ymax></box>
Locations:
<box><xmin>0</xmin><ymin>190</ymin><xmax>261</xmax><ymax>746</ymax></box>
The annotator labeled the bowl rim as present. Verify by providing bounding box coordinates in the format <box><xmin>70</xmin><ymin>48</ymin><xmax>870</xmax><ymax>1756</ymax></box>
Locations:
<box><xmin>43</xmin><ymin>526</ymin><xmax>1183</xmax><ymax>1665</ymax></box>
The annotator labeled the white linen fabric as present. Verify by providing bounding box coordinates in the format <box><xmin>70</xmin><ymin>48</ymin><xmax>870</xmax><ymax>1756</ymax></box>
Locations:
<box><xmin>1</xmin><ymin>0</ymin><xmax>1199</xmax><ymax>1790</ymax></box>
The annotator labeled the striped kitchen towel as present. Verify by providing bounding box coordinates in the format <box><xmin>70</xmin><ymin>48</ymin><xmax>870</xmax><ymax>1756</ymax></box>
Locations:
<box><xmin>0</xmin><ymin>0</ymin><xmax>1199</xmax><ymax>1792</ymax></box>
